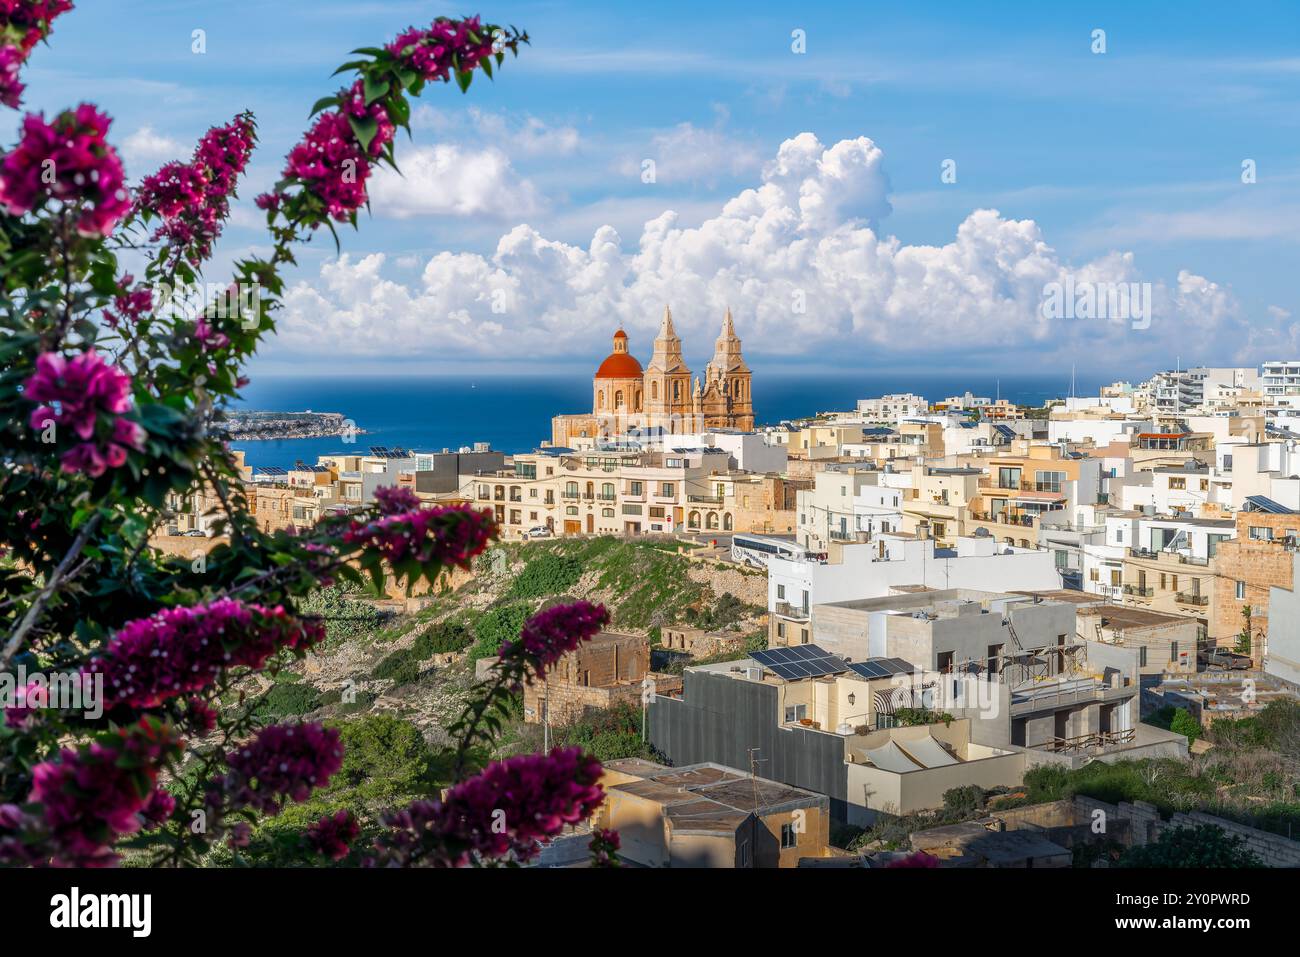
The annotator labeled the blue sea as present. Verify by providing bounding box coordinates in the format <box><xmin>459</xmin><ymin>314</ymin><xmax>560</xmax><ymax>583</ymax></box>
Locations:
<box><xmin>230</xmin><ymin>371</ymin><xmax>1111</xmax><ymax>471</ymax></box>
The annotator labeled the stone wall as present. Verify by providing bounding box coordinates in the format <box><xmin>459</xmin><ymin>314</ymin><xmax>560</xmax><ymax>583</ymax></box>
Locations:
<box><xmin>1214</xmin><ymin>522</ymin><xmax>1297</xmax><ymax>664</ymax></box>
<box><xmin>1055</xmin><ymin>790</ymin><xmax>1300</xmax><ymax>868</ymax></box>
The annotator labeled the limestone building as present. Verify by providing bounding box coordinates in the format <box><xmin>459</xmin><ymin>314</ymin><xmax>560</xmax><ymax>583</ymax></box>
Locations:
<box><xmin>553</xmin><ymin>306</ymin><xmax>755</xmax><ymax>446</ymax></box>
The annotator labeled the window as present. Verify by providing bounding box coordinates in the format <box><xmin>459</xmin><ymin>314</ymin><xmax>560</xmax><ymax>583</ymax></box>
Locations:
<box><xmin>800</xmin><ymin>628</ymin><xmax>809</xmax><ymax>644</ymax></box>
<box><xmin>1170</xmin><ymin>640</ymin><xmax>1179</xmax><ymax>662</ymax></box>
<box><xmin>801</xmin><ymin>590</ymin><xmax>809</xmax><ymax>613</ymax></box>
<box><xmin>777</xmin><ymin>622</ymin><xmax>786</xmax><ymax>639</ymax></box>
<box><xmin>1139</xmin><ymin>646</ymin><xmax>1147</xmax><ymax>667</ymax></box>
<box><xmin>1200</xmin><ymin>479</ymin><xmax>1209</xmax><ymax>491</ymax></box>
<box><xmin>661</xmin><ymin>482</ymin><xmax>674</xmax><ymax>497</ymax></box>
<box><xmin>781</xmin><ymin>823</ymin><xmax>797</xmax><ymax>849</ymax></box>
<box><xmin>601</xmin><ymin>508</ymin><xmax>614</xmax><ymax>518</ymax></box>
<box><xmin>777</xmin><ymin>584</ymin><xmax>786</xmax><ymax>600</ymax></box>
<box><xmin>629</xmin><ymin>481</ymin><xmax>643</xmax><ymax>496</ymax></box>
<box><xmin>1249</xmin><ymin>526</ymin><xmax>1274</xmax><ymax>541</ymax></box>
<box><xmin>1168</xmin><ymin>477</ymin><xmax>1186</xmax><ymax>490</ymax></box>
<box><xmin>784</xmin><ymin>705</ymin><xmax>807</xmax><ymax>723</ymax></box>
<box><xmin>1236</xmin><ymin>580</ymin><xmax>1246</xmax><ymax>600</ymax></box>
<box><xmin>1035</xmin><ymin>470</ymin><xmax>1065</xmax><ymax>493</ymax></box>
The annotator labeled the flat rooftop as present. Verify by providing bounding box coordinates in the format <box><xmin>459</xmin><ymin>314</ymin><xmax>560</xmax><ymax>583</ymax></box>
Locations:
<box><xmin>1012</xmin><ymin>589</ymin><xmax>1108</xmax><ymax>605</ymax></box>
<box><xmin>1076</xmin><ymin>604</ymin><xmax>1194</xmax><ymax>629</ymax></box>
<box><xmin>821</xmin><ymin>588</ymin><xmax>1041</xmax><ymax>615</ymax></box>
<box><xmin>604</xmin><ymin>761</ymin><xmax>825</xmax><ymax>834</ymax></box>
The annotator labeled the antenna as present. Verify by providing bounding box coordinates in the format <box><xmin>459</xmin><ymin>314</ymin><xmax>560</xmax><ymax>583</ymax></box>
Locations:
<box><xmin>747</xmin><ymin>747</ymin><xmax>767</xmax><ymax>810</ymax></box>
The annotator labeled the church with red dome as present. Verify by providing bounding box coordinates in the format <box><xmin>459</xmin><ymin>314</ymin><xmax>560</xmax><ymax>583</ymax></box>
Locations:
<box><xmin>551</xmin><ymin>307</ymin><xmax>754</xmax><ymax>446</ymax></box>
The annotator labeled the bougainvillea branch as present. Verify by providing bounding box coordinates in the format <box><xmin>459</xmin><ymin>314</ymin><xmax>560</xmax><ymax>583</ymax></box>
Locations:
<box><xmin>0</xmin><ymin>8</ymin><xmax>571</xmax><ymax>870</ymax></box>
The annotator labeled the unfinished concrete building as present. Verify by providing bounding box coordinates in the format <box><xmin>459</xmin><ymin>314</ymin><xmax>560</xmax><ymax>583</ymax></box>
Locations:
<box><xmin>523</xmin><ymin>631</ymin><xmax>673</xmax><ymax>726</ymax></box>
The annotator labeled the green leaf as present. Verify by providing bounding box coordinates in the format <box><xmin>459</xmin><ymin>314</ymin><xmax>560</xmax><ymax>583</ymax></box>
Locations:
<box><xmin>455</xmin><ymin>70</ymin><xmax>472</xmax><ymax>93</ymax></box>
<box><xmin>309</xmin><ymin>95</ymin><xmax>339</xmax><ymax>117</ymax></box>
<box><xmin>348</xmin><ymin>115</ymin><xmax>379</xmax><ymax>153</ymax></box>
<box><xmin>362</xmin><ymin>74</ymin><xmax>389</xmax><ymax>105</ymax></box>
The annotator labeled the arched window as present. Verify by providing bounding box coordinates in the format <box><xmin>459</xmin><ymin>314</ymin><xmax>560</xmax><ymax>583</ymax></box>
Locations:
<box><xmin>566</xmin><ymin>506</ymin><xmax>578</xmax><ymax>516</ymax></box>
<box><xmin>597</xmin><ymin>390</ymin><xmax>604</xmax><ymax>409</ymax></box>
<box><xmin>651</xmin><ymin>381</ymin><xmax>659</xmax><ymax>400</ymax></box>
<box><xmin>602</xmin><ymin>482</ymin><xmax>614</xmax><ymax>499</ymax></box>
<box><xmin>635</xmin><ymin>390</ymin><xmax>641</xmax><ymax>409</ymax></box>
<box><xmin>566</xmin><ymin>481</ymin><xmax>578</xmax><ymax>496</ymax></box>
<box><xmin>723</xmin><ymin>512</ymin><xmax>733</xmax><ymax>531</ymax></box>
<box><xmin>601</xmin><ymin>508</ymin><xmax>614</xmax><ymax>518</ymax></box>
<box><xmin>585</xmin><ymin>481</ymin><xmax>594</xmax><ymax>497</ymax></box>
<box><xmin>615</xmin><ymin>390</ymin><xmax>624</xmax><ymax>409</ymax></box>
<box><xmin>673</xmin><ymin>381</ymin><xmax>680</xmax><ymax>400</ymax></box>
<box><xmin>688</xmin><ymin>511</ymin><xmax>701</xmax><ymax>529</ymax></box>
<box><xmin>706</xmin><ymin>512</ymin><xmax>719</xmax><ymax>530</ymax></box>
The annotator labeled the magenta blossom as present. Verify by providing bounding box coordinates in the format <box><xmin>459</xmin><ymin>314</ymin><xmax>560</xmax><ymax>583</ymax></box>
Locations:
<box><xmin>135</xmin><ymin>113</ymin><xmax>256</xmax><ymax>266</ymax></box>
<box><xmin>500</xmin><ymin>601</ymin><xmax>609</xmax><ymax>672</ymax></box>
<box><xmin>101</xmin><ymin>273</ymin><xmax>152</xmax><ymax>328</ymax></box>
<box><xmin>1</xmin><ymin>0</ymin><xmax>75</xmax><ymax>56</ymax></box>
<box><xmin>84</xmin><ymin>598</ymin><xmax>325</xmax><ymax>711</ymax></box>
<box><xmin>221</xmin><ymin>722</ymin><xmax>344</xmax><ymax>816</ymax></box>
<box><xmin>343</xmin><ymin>503</ymin><xmax>495</xmax><ymax>570</ymax></box>
<box><xmin>307</xmin><ymin>809</ymin><xmax>359</xmax><ymax>861</ymax></box>
<box><xmin>373</xmin><ymin>484</ymin><xmax>420</xmax><ymax>515</ymax></box>
<box><xmin>0</xmin><ymin>103</ymin><xmax>130</xmax><ymax>235</ymax></box>
<box><xmin>24</xmin><ymin>349</ymin><xmax>131</xmax><ymax>440</ymax></box>
<box><xmin>386</xmin><ymin>16</ymin><xmax>496</xmax><ymax>84</ymax></box>
<box><xmin>0</xmin><ymin>1</ymin><xmax>74</xmax><ymax>110</ymax></box>
<box><xmin>23</xmin><ymin>717</ymin><xmax>183</xmax><ymax>867</ymax></box>
<box><xmin>0</xmin><ymin>44</ymin><xmax>22</xmax><ymax>109</ymax></box>
<box><xmin>368</xmin><ymin>747</ymin><xmax>604</xmax><ymax>867</ymax></box>
<box><xmin>23</xmin><ymin>349</ymin><xmax>143</xmax><ymax>477</ymax></box>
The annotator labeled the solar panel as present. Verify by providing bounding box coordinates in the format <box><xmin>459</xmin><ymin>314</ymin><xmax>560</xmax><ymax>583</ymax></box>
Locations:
<box><xmin>258</xmin><ymin>466</ymin><xmax>287</xmax><ymax>476</ymax></box>
<box><xmin>848</xmin><ymin>657</ymin><xmax>916</xmax><ymax>681</ymax></box>
<box><xmin>1245</xmin><ymin>494</ymin><xmax>1293</xmax><ymax>514</ymax></box>
<box><xmin>751</xmin><ymin>644</ymin><xmax>849</xmax><ymax>681</ymax></box>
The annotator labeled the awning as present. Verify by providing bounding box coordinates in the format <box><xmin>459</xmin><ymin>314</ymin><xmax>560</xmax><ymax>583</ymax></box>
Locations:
<box><xmin>896</xmin><ymin>734</ymin><xmax>961</xmax><ymax>768</ymax></box>
<box><xmin>856</xmin><ymin>741</ymin><xmax>922</xmax><ymax>773</ymax></box>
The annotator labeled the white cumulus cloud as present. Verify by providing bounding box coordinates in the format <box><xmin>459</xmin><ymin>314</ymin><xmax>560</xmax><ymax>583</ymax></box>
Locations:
<box><xmin>270</xmin><ymin>133</ymin><xmax>1286</xmax><ymax>368</ymax></box>
<box><xmin>368</xmin><ymin>144</ymin><xmax>544</xmax><ymax>220</ymax></box>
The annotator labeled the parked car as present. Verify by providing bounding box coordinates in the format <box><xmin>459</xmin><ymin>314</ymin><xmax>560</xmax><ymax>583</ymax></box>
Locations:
<box><xmin>526</xmin><ymin>526</ymin><xmax>552</xmax><ymax>538</ymax></box>
<box><xmin>184</xmin><ymin>529</ymin><xmax>208</xmax><ymax>538</ymax></box>
<box><xmin>1198</xmin><ymin>648</ymin><xmax>1253</xmax><ymax>671</ymax></box>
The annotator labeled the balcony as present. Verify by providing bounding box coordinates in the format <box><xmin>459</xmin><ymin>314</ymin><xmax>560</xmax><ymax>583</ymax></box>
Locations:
<box><xmin>1010</xmin><ymin>677</ymin><xmax>1134</xmax><ymax>716</ymax></box>
<box><xmin>1175</xmin><ymin>591</ymin><xmax>1209</xmax><ymax>606</ymax></box>
<box><xmin>775</xmin><ymin>601</ymin><xmax>810</xmax><ymax>621</ymax></box>
<box><xmin>1122</xmin><ymin>584</ymin><xmax>1154</xmax><ymax>597</ymax></box>
<box><xmin>596</xmin><ymin>493</ymin><xmax>617</xmax><ymax>501</ymax></box>
<box><xmin>561</xmin><ymin>491</ymin><xmax>580</xmax><ymax>500</ymax></box>
<box><xmin>687</xmin><ymin>494</ymin><xmax>724</xmax><ymax>504</ymax></box>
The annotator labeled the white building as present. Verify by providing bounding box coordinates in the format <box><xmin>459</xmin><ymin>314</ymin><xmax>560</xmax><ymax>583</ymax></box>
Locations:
<box><xmin>767</xmin><ymin>532</ymin><xmax>1061</xmax><ymax>645</ymax></box>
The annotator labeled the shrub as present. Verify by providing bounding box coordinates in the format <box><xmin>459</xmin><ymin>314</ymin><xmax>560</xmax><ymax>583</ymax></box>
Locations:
<box><xmin>507</xmin><ymin>552</ymin><xmax>583</xmax><ymax>600</ymax></box>
<box><xmin>1119</xmin><ymin>824</ymin><xmax>1263</xmax><ymax>868</ymax></box>
<box><xmin>254</xmin><ymin>682</ymin><xmax>323</xmax><ymax>721</ymax></box>
<box><xmin>468</xmin><ymin>602</ymin><xmax>532</xmax><ymax>660</ymax></box>
<box><xmin>372</xmin><ymin>647</ymin><xmax>424</xmax><ymax>685</ymax></box>
<box><xmin>1170</xmin><ymin>707</ymin><xmax>1202</xmax><ymax>746</ymax></box>
<box><xmin>413</xmin><ymin>618</ymin><xmax>473</xmax><ymax>656</ymax></box>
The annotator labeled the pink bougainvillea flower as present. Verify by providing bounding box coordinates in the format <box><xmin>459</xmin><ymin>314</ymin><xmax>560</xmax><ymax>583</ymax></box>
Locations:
<box><xmin>0</xmin><ymin>103</ymin><xmax>130</xmax><ymax>236</ymax></box>
<box><xmin>499</xmin><ymin>600</ymin><xmax>609</xmax><ymax>672</ymax></box>
<box><xmin>343</xmin><ymin>503</ymin><xmax>495</xmax><ymax>569</ymax></box>
<box><xmin>84</xmin><ymin>598</ymin><xmax>325</xmax><ymax>711</ymax></box>
<box><xmin>368</xmin><ymin>747</ymin><xmax>604</xmax><ymax>867</ymax></box>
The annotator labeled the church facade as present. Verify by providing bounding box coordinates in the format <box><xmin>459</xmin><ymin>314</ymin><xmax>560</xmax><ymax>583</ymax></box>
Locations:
<box><xmin>552</xmin><ymin>307</ymin><xmax>754</xmax><ymax>447</ymax></box>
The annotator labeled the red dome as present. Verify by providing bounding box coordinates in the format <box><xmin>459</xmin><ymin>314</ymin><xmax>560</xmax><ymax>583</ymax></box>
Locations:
<box><xmin>595</xmin><ymin>352</ymin><xmax>643</xmax><ymax>379</ymax></box>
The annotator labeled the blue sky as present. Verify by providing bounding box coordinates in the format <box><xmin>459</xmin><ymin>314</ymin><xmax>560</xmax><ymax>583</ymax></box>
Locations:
<box><xmin>12</xmin><ymin>1</ymin><xmax>1300</xmax><ymax>380</ymax></box>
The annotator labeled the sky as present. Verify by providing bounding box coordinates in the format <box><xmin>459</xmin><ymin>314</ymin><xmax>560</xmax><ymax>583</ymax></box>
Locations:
<box><xmin>11</xmin><ymin>1</ymin><xmax>1300</xmax><ymax>381</ymax></box>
